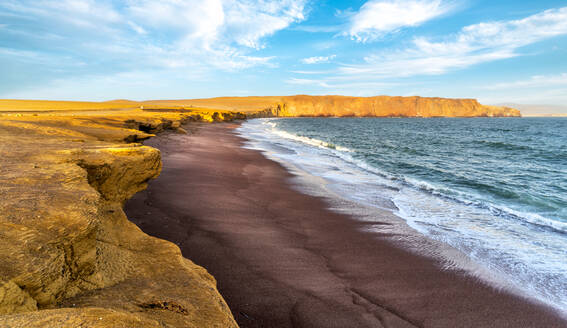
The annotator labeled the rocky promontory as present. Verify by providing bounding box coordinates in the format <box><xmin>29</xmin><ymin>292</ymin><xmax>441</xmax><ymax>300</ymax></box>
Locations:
<box><xmin>0</xmin><ymin>105</ymin><xmax>241</xmax><ymax>327</ymax></box>
<box><xmin>158</xmin><ymin>95</ymin><xmax>521</xmax><ymax>117</ymax></box>
<box><xmin>273</xmin><ymin>95</ymin><xmax>521</xmax><ymax>117</ymax></box>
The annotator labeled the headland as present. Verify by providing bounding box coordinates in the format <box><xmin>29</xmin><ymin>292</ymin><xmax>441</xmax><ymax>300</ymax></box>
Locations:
<box><xmin>0</xmin><ymin>96</ymin><xmax>538</xmax><ymax>327</ymax></box>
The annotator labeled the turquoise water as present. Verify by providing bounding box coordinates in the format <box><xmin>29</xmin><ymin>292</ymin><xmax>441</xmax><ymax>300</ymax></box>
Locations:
<box><xmin>238</xmin><ymin>117</ymin><xmax>567</xmax><ymax>312</ymax></box>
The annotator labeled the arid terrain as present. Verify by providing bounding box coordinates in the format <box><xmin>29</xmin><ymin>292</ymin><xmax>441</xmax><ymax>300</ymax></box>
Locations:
<box><xmin>0</xmin><ymin>104</ymin><xmax>242</xmax><ymax>327</ymax></box>
<box><xmin>0</xmin><ymin>96</ymin><xmax>523</xmax><ymax>327</ymax></box>
<box><xmin>1</xmin><ymin>96</ymin><xmax>520</xmax><ymax>117</ymax></box>
<box><xmin>141</xmin><ymin>95</ymin><xmax>521</xmax><ymax>117</ymax></box>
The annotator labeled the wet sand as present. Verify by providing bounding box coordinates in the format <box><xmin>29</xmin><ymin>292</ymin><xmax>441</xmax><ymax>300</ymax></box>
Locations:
<box><xmin>125</xmin><ymin>123</ymin><xmax>566</xmax><ymax>328</ymax></box>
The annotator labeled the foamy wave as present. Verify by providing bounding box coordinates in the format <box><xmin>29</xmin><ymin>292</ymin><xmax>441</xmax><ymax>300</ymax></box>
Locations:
<box><xmin>330</xmin><ymin>151</ymin><xmax>567</xmax><ymax>234</ymax></box>
<box><xmin>488</xmin><ymin>205</ymin><xmax>567</xmax><ymax>234</ymax></box>
<box><xmin>263</xmin><ymin>120</ymin><xmax>567</xmax><ymax>235</ymax></box>
<box><xmin>240</xmin><ymin>118</ymin><xmax>567</xmax><ymax>313</ymax></box>
<box><xmin>265</xmin><ymin>120</ymin><xmax>353</xmax><ymax>153</ymax></box>
<box><xmin>399</xmin><ymin>175</ymin><xmax>567</xmax><ymax>234</ymax></box>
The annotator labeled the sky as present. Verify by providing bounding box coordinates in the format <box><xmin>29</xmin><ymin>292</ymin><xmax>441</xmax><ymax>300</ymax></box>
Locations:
<box><xmin>1</xmin><ymin>0</ymin><xmax>567</xmax><ymax>105</ymax></box>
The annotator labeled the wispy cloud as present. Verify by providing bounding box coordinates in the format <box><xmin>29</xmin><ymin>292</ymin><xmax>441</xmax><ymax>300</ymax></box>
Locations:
<box><xmin>337</xmin><ymin>6</ymin><xmax>567</xmax><ymax>78</ymax></box>
<box><xmin>0</xmin><ymin>0</ymin><xmax>307</xmax><ymax>74</ymax></box>
<box><xmin>477</xmin><ymin>73</ymin><xmax>567</xmax><ymax>104</ymax></box>
<box><xmin>286</xmin><ymin>77</ymin><xmax>399</xmax><ymax>91</ymax></box>
<box><xmin>479</xmin><ymin>87</ymin><xmax>567</xmax><ymax>106</ymax></box>
<box><xmin>301</xmin><ymin>55</ymin><xmax>336</xmax><ymax>64</ymax></box>
<box><xmin>287</xmin><ymin>77</ymin><xmax>330</xmax><ymax>87</ymax></box>
<box><xmin>344</xmin><ymin>0</ymin><xmax>456</xmax><ymax>42</ymax></box>
<box><xmin>127</xmin><ymin>21</ymin><xmax>147</xmax><ymax>35</ymax></box>
<box><xmin>127</xmin><ymin>0</ymin><xmax>306</xmax><ymax>51</ymax></box>
<box><xmin>287</xmin><ymin>7</ymin><xmax>567</xmax><ymax>98</ymax></box>
<box><xmin>292</xmin><ymin>25</ymin><xmax>342</xmax><ymax>33</ymax></box>
<box><xmin>482</xmin><ymin>73</ymin><xmax>567</xmax><ymax>89</ymax></box>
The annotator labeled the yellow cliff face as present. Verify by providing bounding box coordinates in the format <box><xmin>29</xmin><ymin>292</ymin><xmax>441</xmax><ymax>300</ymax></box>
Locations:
<box><xmin>0</xmin><ymin>105</ymin><xmax>241</xmax><ymax>327</ymax></box>
<box><xmin>277</xmin><ymin>95</ymin><xmax>521</xmax><ymax>117</ymax></box>
<box><xmin>151</xmin><ymin>95</ymin><xmax>521</xmax><ymax>117</ymax></box>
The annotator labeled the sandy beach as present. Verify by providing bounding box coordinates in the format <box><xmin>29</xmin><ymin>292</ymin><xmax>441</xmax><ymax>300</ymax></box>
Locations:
<box><xmin>125</xmin><ymin>122</ymin><xmax>566</xmax><ymax>328</ymax></box>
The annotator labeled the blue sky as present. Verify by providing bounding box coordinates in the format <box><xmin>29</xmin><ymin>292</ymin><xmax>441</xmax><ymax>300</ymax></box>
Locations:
<box><xmin>1</xmin><ymin>0</ymin><xmax>566</xmax><ymax>105</ymax></box>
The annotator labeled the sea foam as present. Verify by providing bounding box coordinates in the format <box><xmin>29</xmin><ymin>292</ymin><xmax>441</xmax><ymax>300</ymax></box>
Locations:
<box><xmin>238</xmin><ymin>117</ymin><xmax>567</xmax><ymax>314</ymax></box>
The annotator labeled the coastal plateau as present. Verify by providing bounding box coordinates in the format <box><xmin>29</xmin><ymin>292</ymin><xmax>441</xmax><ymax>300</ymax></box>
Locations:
<box><xmin>141</xmin><ymin>95</ymin><xmax>521</xmax><ymax>117</ymax></box>
<box><xmin>0</xmin><ymin>104</ymin><xmax>242</xmax><ymax>327</ymax></box>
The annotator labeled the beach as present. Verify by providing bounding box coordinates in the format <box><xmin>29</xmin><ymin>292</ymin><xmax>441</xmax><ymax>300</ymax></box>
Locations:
<box><xmin>125</xmin><ymin>122</ymin><xmax>566</xmax><ymax>328</ymax></box>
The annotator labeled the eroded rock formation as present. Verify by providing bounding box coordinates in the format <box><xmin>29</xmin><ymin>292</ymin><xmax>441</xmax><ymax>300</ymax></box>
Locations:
<box><xmin>275</xmin><ymin>95</ymin><xmax>520</xmax><ymax>117</ymax></box>
<box><xmin>0</xmin><ymin>108</ymin><xmax>241</xmax><ymax>327</ymax></box>
<box><xmin>173</xmin><ymin>95</ymin><xmax>521</xmax><ymax>117</ymax></box>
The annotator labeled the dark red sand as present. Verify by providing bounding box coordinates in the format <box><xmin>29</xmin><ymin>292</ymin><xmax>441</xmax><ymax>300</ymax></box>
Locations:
<box><xmin>125</xmin><ymin>123</ymin><xmax>566</xmax><ymax>328</ymax></box>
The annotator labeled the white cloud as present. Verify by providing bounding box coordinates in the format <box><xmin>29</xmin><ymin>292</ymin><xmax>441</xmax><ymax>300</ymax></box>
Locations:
<box><xmin>127</xmin><ymin>21</ymin><xmax>147</xmax><ymax>35</ymax></box>
<box><xmin>337</xmin><ymin>7</ymin><xmax>567</xmax><ymax>78</ymax></box>
<box><xmin>129</xmin><ymin>0</ymin><xmax>308</xmax><ymax>68</ymax></box>
<box><xmin>345</xmin><ymin>0</ymin><xmax>455</xmax><ymax>42</ymax></box>
<box><xmin>286</xmin><ymin>7</ymin><xmax>567</xmax><ymax>99</ymax></box>
<box><xmin>127</xmin><ymin>0</ymin><xmax>306</xmax><ymax>50</ymax></box>
<box><xmin>479</xmin><ymin>87</ymin><xmax>567</xmax><ymax>106</ymax></box>
<box><xmin>476</xmin><ymin>73</ymin><xmax>567</xmax><ymax>105</ymax></box>
<box><xmin>301</xmin><ymin>55</ymin><xmax>336</xmax><ymax>64</ymax></box>
<box><xmin>287</xmin><ymin>77</ymin><xmax>330</xmax><ymax>87</ymax></box>
<box><xmin>225</xmin><ymin>0</ymin><xmax>306</xmax><ymax>49</ymax></box>
<box><xmin>0</xmin><ymin>0</ymin><xmax>307</xmax><ymax>73</ymax></box>
<box><xmin>482</xmin><ymin>73</ymin><xmax>567</xmax><ymax>90</ymax></box>
<box><xmin>3</xmin><ymin>69</ymin><xmax>211</xmax><ymax>101</ymax></box>
<box><xmin>127</xmin><ymin>0</ymin><xmax>226</xmax><ymax>50</ymax></box>
<box><xmin>286</xmin><ymin>78</ymin><xmax>398</xmax><ymax>90</ymax></box>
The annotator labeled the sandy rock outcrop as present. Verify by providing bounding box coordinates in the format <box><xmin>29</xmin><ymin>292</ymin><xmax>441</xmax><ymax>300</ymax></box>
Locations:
<box><xmin>0</xmin><ymin>108</ymin><xmax>241</xmax><ymax>327</ymax></box>
<box><xmin>261</xmin><ymin>96</ymin><xmax>521</xmax><ymax>117</ymax></box>
<box><xmin>170</xmin><ymin>95</ymin><xmax>521</xmax><ymax>117</ymax></box>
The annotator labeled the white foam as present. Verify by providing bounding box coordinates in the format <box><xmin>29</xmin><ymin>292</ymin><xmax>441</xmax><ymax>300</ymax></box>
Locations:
<box><xmin>237</xmin><ymin>118</ymin><xmax>567</xmax><ymax>314</ymax></box>
<box><xmin>266</xmin><ymin>120</ymin><xmax>353</xmax><ymax>153</ymax></box>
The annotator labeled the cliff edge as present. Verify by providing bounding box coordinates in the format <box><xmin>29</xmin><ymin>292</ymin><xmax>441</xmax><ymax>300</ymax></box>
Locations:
<box><xmin>0</xmin><ymin>107</ymin><xmax>241</xmax><ymax>327</ymax></box>
<box><xmin>158</xmin><ymin>95</ymin><xmax>521</xmax><ymax>117</ymax></box>
<box><xmin>275</xmin><ymin>95</ymin><xmax>521</xmax><ymax>117</ymax></box>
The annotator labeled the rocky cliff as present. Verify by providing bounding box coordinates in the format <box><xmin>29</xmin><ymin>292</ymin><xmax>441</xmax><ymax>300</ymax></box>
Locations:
<box><xmin>169</xmin><ymin>95</ymin><xmax>521</xmax><ymax>117</ymax></box>
<box><xmin>1</xmin><ymin>96</ymin><xmax>520</xmax><ymax>118</ymax></box>
<box><xmin>275</xmin><ymin>95</ymin><xmax>521</xmax><ymax>117</ymax></box>
<box><xmin>0</xmin><ymin>107</ymin><xmax>241</xmax><ymax>327</ymax></box>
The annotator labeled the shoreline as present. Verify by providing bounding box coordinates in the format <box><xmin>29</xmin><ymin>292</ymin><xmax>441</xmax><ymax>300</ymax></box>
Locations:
<box><xmin>125</xmin><ymin>122</ymin><xmax>566</xmax><ymax>327</ymax></box>
<box><xmin>238</xmin><ymin>117</ymin><xmax>567</xmax><ymax>313</ymax></box>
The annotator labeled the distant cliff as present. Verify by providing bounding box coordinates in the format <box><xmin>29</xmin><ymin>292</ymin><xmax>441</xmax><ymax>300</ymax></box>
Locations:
<box><xmin>258</xmin><ymin>95</ymin><xmax>521</xmax><ymax>118</ymax></box>
<box><xmin>161</xmin><ymin>95</ymin><xmax>521</xmax><ymax>118</ymax></box>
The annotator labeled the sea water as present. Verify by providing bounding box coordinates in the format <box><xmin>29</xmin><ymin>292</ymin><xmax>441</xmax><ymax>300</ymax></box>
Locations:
<box><xmin>238</xmin><ymin>117</ymin><xmax>567</xmax><ymax>313</ymax></box>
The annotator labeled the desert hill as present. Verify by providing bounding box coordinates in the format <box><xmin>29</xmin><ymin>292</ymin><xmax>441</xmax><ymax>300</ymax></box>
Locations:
<box><xmin>1</xmin><ymin>96</ymin><xmax>520</xmax><ymax>117</ymax></box>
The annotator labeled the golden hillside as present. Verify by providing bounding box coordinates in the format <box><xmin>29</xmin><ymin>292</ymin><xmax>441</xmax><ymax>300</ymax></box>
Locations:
<box><xmin>0</xmin><ymin>96</ymin><xmax>521</xmax><ymax>117</ymax></box>
<box><xmin>143</xmin><ymin>95</ymin><xmax>521</xmax><ymax>117</ymax></box>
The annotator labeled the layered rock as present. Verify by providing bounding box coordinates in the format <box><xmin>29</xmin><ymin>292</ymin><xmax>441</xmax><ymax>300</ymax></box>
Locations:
<box><xmin>172</xmin><ymin>95</ymin><xmax>521</xmax><ymax>117</ymax></box>
<box><xmin>0</xmin><ymin>108</ymin><xmax>241</xmax><ymax>327</ymax></box>
<box><xmin>276</xmin><ymin>95</ymin><xmax>520</xmax><ymax>117</ymax></box>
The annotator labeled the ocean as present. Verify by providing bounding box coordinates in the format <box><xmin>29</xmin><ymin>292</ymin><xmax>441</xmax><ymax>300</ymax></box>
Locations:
<box><xmin>238</xmin><ymin>117</ymin><xmax>567</xmax><ymax>313</ymax></box>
